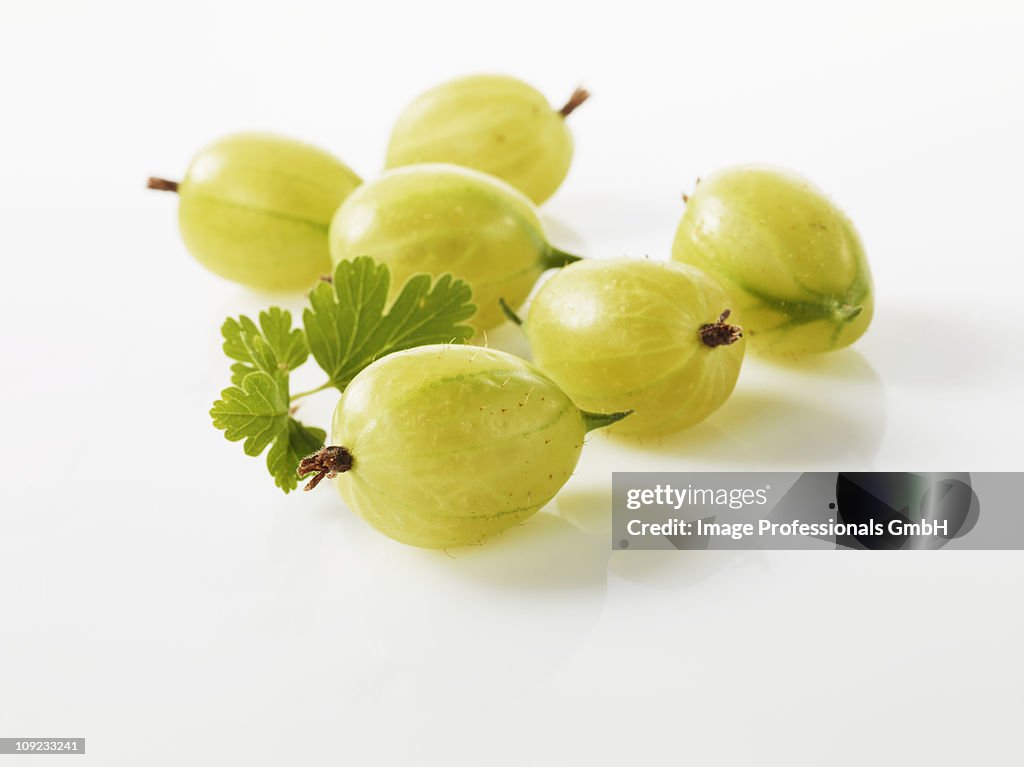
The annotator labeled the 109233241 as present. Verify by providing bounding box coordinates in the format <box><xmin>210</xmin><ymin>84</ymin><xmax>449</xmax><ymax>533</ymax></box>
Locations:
<box><xmin>6</xmin><ymin>739</ymin><xmax>84</xmax><ymax>753</ymax></box>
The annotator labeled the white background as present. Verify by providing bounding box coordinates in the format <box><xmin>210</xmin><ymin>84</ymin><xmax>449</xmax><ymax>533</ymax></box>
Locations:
<box><xmin>2</xmin><ymin>1</ymin><xmax>1023</xmax><ymax>764</ymax></box>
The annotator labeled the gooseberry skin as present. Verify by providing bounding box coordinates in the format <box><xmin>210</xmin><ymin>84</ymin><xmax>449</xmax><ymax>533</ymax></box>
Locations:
<box><xmin>328</xmin><ymin>163</ymin><xmax>573</xmax><ymax>333</ymax></box>
<box><xmin>331</xmin><ymin>345</ymin><xmax>588</xmax><ymax>549</ymax></box>
<box><xmin>524</xmin><ymin>259</ymin><xmax>746</xmax><ymax>437</ymax></box>
<box><xmin>176</xmin><ymin>133</ymin><xmax>361</xmax><ymax>290</ymax></box>
<box><xmin>671</xmin><ymin>166</ymin><xmax>873</xmax><ymax>355</ymax></box>
<box><xmin>385</xmin><ymin>75</ymin><xmax>576</xmax><ymax>205</ymax></box>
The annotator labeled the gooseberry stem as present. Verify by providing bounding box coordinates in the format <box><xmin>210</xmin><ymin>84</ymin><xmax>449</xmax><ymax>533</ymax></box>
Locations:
<box><xmin>147</xmin><ymin>177</ymin><xmax>180</xmax><ymax>193</ymax></box>
<box><xmin>543</xmin><ymin>247</ymin><xmax>583</xmax><ymax>270</ymax></box>
<box><xmin>558</xmin><ymin>87</ymin><xmax>590</xmax><ymax>118</ymax></box>
<box><xmin>581</xmin><ymin>409</ymin><xmax>633</xmax><ymax>432</ymax></box>
<box><xmin>499</xmin><ymin>298</ymin><xmax>523</xmax><ymax>326</ymax></box>
<box><xmin>698</xmin><ymin>309</ymin><xmax>743</xmax><ymax>348</ymax></box>
<box><xmin>299</xmin><ymin>446</ymin><xmax>354</xmax><ymax>491</ymax></box>
<box><xmin>291</xmin><ymin>381</ymin><xmax>333</xmax><ymax>400</ymax></box>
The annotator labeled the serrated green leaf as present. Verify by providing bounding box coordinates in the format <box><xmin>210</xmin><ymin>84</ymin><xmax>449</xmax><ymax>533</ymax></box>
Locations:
<box><xmin>212</xmin><ymin>259</ymin><xmax>474</xmax><ymax>496</ymax></box>
<box><xmin>256</xmin><ymin>307</ymin><xmax>309</xmax><ymax>371</ymax></box>
<box><xmin>246</xmin><ymin>335</ymin><xmax>282</xmax><ymax>384</ymax></box>
<box><xmin>222</xmin><ymin>308</ymin><xmax>308</xmax><ymax>385</ymax></box>
<box><xmin>221</xmin><ymin>315</ymin><xmax>261</xmax><ymax>362</ymax></box>
<box><xmin>229</xmin><ymin>362</ymin><xmax>252</xmax><ymax>387</ymax></box>
<box><xmin>304</xmin><ymin>257</ymin><xmax>476</xmax><ymax>390</ymax></box>
<box><xmin>267</xmin><ymin>419</ymin><xmax>327</xmax><ymax>493</ymax></box>
<box><xmin>210</xmin><ymin>372</ymin><xmax>289</xmax><ymax>456</ymax></box>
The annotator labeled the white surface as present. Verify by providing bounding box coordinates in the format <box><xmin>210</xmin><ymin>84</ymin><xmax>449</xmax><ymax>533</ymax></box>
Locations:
<box><xmin>2</xmin><ymin>1</ymin><xmax>1023</xmax><ymax>764</ymax></box>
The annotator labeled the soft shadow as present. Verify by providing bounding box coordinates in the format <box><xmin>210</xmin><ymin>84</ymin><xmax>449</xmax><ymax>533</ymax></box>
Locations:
<box><xmin>753</xmin><ymin>345</ymin><xmax>883</xmax><ymax>382</ymax></box>
<box><xmin>267</xmin><ymin>491</ymin><xmax>609</xmax><ymax>595</ymax></box>
<box><xmin>705</xmin><ymin>390</ymin><xmax>882</xmax><ymax>467</ymax></box>
<box><xmin>430</xmin><ymin>509</ymin><xmax>609</xmax><ymax>594</ymax></box>
<box><xmin>555</xmin><ymin>486</ymin><xmax>749</xmax><ymax>590</ymax></box>
<box><xmin>608</xmin><ymin>417</ymin><xmax>757</xmax><ymax>468</ymax></box>
<box><xmin>608</xmin><ymin>390</ymin><xmax>884</xmax><ymax>469</ymax></box>
<box><xmin>553</xmin><ymin>487</ymin><xmax>612</xmax><ymax>536</ymax></box>
<box><xmin>345</xmin><ymin>507</ymin><xmax>608</xmax><ymax>704</ymax></box>
<box><xmin>860</xmin><ymin>304</ymin><xmax>1004</xmax><ymax>387</ymax></box>
<box><xmin>629</xmin><ymin>349</ymin><xmax>887</xmax><ymax>469</ymax></box>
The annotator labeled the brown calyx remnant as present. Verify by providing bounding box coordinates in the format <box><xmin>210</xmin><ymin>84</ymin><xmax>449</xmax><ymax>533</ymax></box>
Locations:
<box><xmin>298</xmin><ymin>446</ymin><xmax>354</xmax><ymax>491</ymax></box>
<box><xmin>146</xmin><ymin>177</ymin><xmax>180</xmax><ymax>193</ymax></box>
<box><xmin>558</xmin><ymin>87</ymin><xmax>591</xmax><ymax>118</ymax></box>
<box><xmin>698</xmin><ymin>310</ymin><xmax>743</xmax><ymax>348</ymax></box>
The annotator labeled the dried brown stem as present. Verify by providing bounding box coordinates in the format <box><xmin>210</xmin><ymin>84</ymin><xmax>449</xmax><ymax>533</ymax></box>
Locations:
<box><xmin>299</xmin><ymin>446</ymin><xmax>354</xmax><ymax>491</ymax></box>
<box><xmin>558</xmin><ymin>86</ymin><xmax>590</xmax><ymax>118</ymax></box>
<box><xmin>698</xmin><ymin>310</ymin><xmax>743</xmax><ymax>348</ymax></box>
<box><xmin>147</xmin><ymin>177</ymin><xmax>179</xmax><ymax>193</ymax></box>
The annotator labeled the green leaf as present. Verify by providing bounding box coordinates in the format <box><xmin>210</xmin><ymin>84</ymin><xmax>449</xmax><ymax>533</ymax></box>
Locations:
<box><xmin>222</xmin><ymin>308</ymin><xmax>308</xmax><ymax>385</ymax></box>
<box><xmin>212</xmin><ymin>259</ymin><xmax>475</xmax><ymax>495</ymax></box>
<box><xmin>267</xmin><ymin>419</ymin><xmax>327</xmax><ymax>493</ymax></box>
<box><xmin>256</xmin><ymin>307</ymin><xmax>309</xmax><ymax>371</ymax></box>
<box><xmin>304</xmin><ymin>257</ymin><xmax>476</xmax><ymax>390</ymax></box>
<box><xmin>210</xmin><ymin>372</ymin><xmax>289</xmax><ymax>456</ymax></box>
<box><xmin>229</xmin><ymin>362</ymin><xmax>253</xmax><ymax>387</ymax></box>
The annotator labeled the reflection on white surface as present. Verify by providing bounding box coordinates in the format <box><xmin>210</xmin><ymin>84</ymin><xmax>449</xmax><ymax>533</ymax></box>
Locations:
<box><xmin>261</xmin><ymin>498</ymin><xmax>608</xmax><ymax>705</ymax></box>
<box><xmin>863</xmin><ymin>303</ymin><xmax>1007</xmax><ymax>388</ymax></box>
<box><xmin>551</xmin><ymin>347</ymin><xmax>887</xmax><ymax>474</ymax></box>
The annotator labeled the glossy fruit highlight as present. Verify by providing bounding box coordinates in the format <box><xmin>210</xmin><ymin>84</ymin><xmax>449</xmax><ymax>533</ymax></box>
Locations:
<box><xmin>299</xmin><ymin>345</ymin><xmax>627</xmax><ymax>548</ymax></box>
<box><xmin>328</xmin><ymin>163</ymin><xmax>578</xmax><ymax>332</ymax></box>
<box><xmin>516</xmin><ymin>259</ymin><xmax>746</xmax><ymax>437</ymax></box>
<box><xmin>148</xmin><ymin>132</ymin><xmax>361</xmax><ymax>290</ymax></box>
<box><xmin>672</xmin><ymin>166</ymin><xmax>873</xmax><ymax>354</ymax></box>
<box><xmin>385</xmin><ymin>74</ymin><xmax>588</xmax><ymax>204</ymax></box>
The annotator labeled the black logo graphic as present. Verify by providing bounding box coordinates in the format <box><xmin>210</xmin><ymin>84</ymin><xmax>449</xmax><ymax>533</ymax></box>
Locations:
<box><xmin>834</xmin><ymin>473</ymin><xmax>980</xmax><ymax>550</ymax></box>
